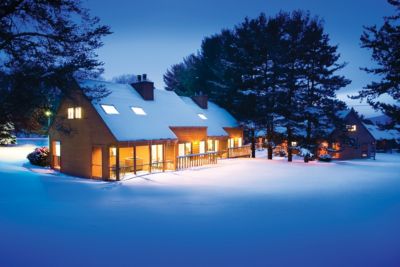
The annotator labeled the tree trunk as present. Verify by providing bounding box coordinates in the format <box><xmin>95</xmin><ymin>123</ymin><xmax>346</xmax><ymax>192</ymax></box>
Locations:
<box><xmin>287</xmin><ymin>127</ymin><xmax>293</xmax><ymax>162</ymax></box>
<box><xmin>267</xmin><ymin>146</ymin><xmax>273</xmax><ymax>160</ymax></box>
<box><xmin>251</xmin><ymin>128</ymin><xmax>256</xmax><ymax>158</ymax></box>
<box><xmin>267</xmin><ymin>124</ymin><xmax>273</xmax><ymax>160</ymax></box>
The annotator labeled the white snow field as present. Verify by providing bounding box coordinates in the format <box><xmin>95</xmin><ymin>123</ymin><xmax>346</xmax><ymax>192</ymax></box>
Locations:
<box><xmin>1</xmin><ymin>143</ymin><xmax>400</xmax><ymax>267</ymax></box>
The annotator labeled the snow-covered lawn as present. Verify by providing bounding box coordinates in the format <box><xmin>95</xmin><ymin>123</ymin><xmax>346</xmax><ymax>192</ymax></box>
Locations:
<box><xmin>1</xmin><ymin>144</ymin><xmax>400</xmax><ymax>267</ymax></box>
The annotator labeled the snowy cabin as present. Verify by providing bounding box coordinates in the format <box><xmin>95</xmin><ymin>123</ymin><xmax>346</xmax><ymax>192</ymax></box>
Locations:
<box><xmin>326</xmin><ymin>109</ymin><xmax>376</xmax><ymax>160</ymax></box>
<box><xmin>49</xmin><ymin>76</ymin><xmax>249</xmax><ymax>181</ymax></box>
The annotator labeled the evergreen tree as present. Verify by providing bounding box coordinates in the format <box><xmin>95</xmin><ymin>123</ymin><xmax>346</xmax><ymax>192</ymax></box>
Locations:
<box><xmin>299</xmin><ymin>15</ymin><xmax>350</xmax><ymax>152</ymax></box>
<box><xmin>0</xmin><ymin>0</ymin><xmax>111</xmax><ymax>132</ymax></box>
<box><xmin>354</xmin><ymin>0</ymin><xmax>400</xmax><ymax>126</ymax></box>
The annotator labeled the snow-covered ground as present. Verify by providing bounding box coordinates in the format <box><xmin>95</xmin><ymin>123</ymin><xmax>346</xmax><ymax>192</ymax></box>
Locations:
<box><xmin>1</xmin><ymin>143</ymin><xmax>400</xmax><ymax>267</ymax></box>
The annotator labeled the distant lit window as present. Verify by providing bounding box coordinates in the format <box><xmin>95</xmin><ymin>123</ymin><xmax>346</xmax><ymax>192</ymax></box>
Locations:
<box><xmin>346</xmin><ymin>125</ymin><xmax>357</xmax><ymax>132</ymax></box>
<box><xmin>131</xmin><ymin>107</ymin><xmax>146</xmax><ymax>115</ymax></box>
<box><xmin>67</xmin><ymin>108</ymin><xmax>74</xmax><ymax>119</ymax></box>
<box><xmin>291</xmin><ymin>141</ymin><xmax>297</xmax><ymax>147</ymax></box>
<box><xmin>198</xmin><ymin>113</ymin><xmax>207</xmax><ymax>120</ymax></box>
<box><xmin>75</xmin><ymin>107</ymin><xmax>82</xmax><ymax>119</ymax></box>
<box><xmin>55</xmin><ymin>141</ymin><xmax>61</xmax><ymax>156</ymax></box>
<box><xmin>101</xmin><ymin>104</ymin><xmax>119</xmax><ymax>115</ymax></box>
<box><xmin>207</xmin><ymin>139</ymin><xmax>214</xmax><ymax>151</ymax></box>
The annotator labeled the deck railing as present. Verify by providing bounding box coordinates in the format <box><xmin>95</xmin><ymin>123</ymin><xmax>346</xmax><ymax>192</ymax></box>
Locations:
<box><xmin>177</xmin><ymin>152</ymin><xmax>218</xmax><ymax>170</ymax></box>
<box><xmin>227</xmin><ymin>145</ymin><xmax>252</xmax><ymax>158</ymax></box>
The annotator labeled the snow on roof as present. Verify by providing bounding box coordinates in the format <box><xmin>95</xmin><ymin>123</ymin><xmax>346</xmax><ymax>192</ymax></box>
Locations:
<box><xmin>180</xmin><ymin>96</ymin><xmax>237</xmax><ymax>136</ymax></box>
<box><xmin>367</xmin><ymin>114</ymin><xmax>392</xmax><ymax>126</ymax></box>
<box><xmin>336</xmin><ymin>109</ymin><xmax>351</xmax><ymax>119</ymax></box>
<box><xmin>79</xmin><ymin>80</ymin><xmax>210</xmax><ymax>141</ymax></box>
<box><xmin>363</xmin><ymin>123</ymin><xmax>400</xmax><ymax>141</ymax></box>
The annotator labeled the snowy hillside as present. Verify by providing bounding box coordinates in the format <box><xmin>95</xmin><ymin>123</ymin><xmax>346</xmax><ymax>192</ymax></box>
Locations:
<box><xmin>0</xmin><ymin>144</ymin><xmax>400</xmax><ymax>267</ymax></box>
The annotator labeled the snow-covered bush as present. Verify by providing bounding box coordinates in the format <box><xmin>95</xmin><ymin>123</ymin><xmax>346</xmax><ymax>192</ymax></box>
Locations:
<box><xmin>0</xmin><ymin>122</ymin><xmax>16</xmax><ymax>145</ymax></box>
<box><xmin>299</xmin><ymin>148</ymin><xmax>314</xmax><ymax>162</ymax></box>
<box><xmin>27</xmin><ymin>147</ymin><xmax>50</xmax><ymax>167</ymax></box>
<box><xmin>318</xmin><ymin>154</ymin><xmax>332</xmax><ymax>162</ymax></box>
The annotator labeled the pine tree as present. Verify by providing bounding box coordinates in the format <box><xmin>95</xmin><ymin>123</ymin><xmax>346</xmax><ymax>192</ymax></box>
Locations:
<box><xmin>354</xmin><ymin>0</ymin><xmax>400</xmax><ymax>126</ymax></box>
<box><xmin>299</xmin><ymin>15</ymin><xmax>350</xmax><ymax>152</ymax></box>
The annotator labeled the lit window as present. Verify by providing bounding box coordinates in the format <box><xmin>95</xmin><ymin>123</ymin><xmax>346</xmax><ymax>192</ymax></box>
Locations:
<box><xmin>207</xmin><ymin>139</ymin><xmax>214</xmax><ymax>151</ymax></box>
<box><xmin>291</xmin><ymin>141</ymin><xmax>297</xmax><ymax>147</ymax></box>
<box><xmin>238</xmin><ymin>137</ymin><xmax>243</xmax><ymax>147</ymax></box>
<box><xmin>55</xmin><ymin>141</ymin><xmax>61</xmax><ymax>156</ymax></box>
<box><xmin>131</xmin><ymin>107</ymin><xmax>146</xmax><ymax>115</ymax></box>
<box><xmin>67</xmin><ymin>108</ymin><xmax>74</xmax><ymax>119</ymax></box>
<box><xmin>198</xmin><ymin>113</ymin><xmax>207</xmax><ymax>120</ymax></box>
<box><xmin>101</xmin><ymin>105</ymin><xmax>119</xmax><ymax>115</ymax></box>
<box><xmin>346</xmin><ymin>125</ymin><xmax>357</xmax><ymax>132</ymax></box>
<box><xmin>75</xmin><ymin>107</ymin><xmax>82</xmax><ymax>119</ymax></box>
<box><xmin>228</xmin><ymin>138</ymin><xmax>235</xmax><ymax>148</ymax></box>
<box><xmin>178</xmin><ymin>143</ymin><xmax>192</xmax><ymax>156</ymax></box>
<box><xmin>199</xmin><ymin>141</ymin><xmax>205</xmax><ymax>154</ymax></box>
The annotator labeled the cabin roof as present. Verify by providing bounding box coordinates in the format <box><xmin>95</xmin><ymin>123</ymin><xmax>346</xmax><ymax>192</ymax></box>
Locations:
<box><xmin>78</xmin><ymin>80</ymin><xmax>237</xmax><ymax>141</ymax></box>
<box><xmin>363</xmin><ymin>123</ymin><xmax>400</xmax><ymax>141</ymax></box>
<box><xmin>180</xmin><ymin>96</ymin><xmax>238</xmax><ymax>136</ymax></box>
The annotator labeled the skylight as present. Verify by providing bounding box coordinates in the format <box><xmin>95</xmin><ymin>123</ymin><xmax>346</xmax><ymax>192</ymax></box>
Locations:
<box><xmin>131</xmin><ymin>107</ymin><xmax>146</xmax><ymax>115</ymax></box>
<box><xmin>198</xmin><ymin>113</ymin><xmax>207</xmax><ymax>120</ymax></box>
<box><xmin>101</xmin><ymin>104</ymin><xmax>119</xmax><ymax>115</ymax></box>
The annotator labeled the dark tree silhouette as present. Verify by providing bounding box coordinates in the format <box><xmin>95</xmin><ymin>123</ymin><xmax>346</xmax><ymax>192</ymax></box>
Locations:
<box><xmin>0</xmin><ymin>0</ymin><xmax>111</xmax><ymax>132</ymax></box>
<box><xmin>354</xmin><ymin>0</ymin><xmax>400</xmax><ymax>126</ymax></box>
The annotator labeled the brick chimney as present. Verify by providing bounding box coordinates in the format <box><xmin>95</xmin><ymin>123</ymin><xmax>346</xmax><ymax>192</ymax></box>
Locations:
<box><xmin>191</xmin><ymin>92</ymin><xmax>208</xmax><ymax>109</ymax></box>
<box><xmin>131</xmin><ymin>74</ymin><xmax>154</xmax><ymax>100</ymax></box>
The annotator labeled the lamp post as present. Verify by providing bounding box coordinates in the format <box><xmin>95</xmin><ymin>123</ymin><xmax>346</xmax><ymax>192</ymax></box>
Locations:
<box><xmin>45</xmin><ymin>110</ymin><xmax>52</xmax><ymax>147</ymax></box>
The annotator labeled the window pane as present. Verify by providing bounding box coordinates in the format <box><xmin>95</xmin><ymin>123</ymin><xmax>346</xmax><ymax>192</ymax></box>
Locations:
<box><xmin>207</xmin><ymin>139</ymin><xmax>213</xmax><ymax>151</ymax></box>
<box><xmin>199</xmin><ymin>141</ymin><xmax>205</xmax><ymax>154</ymax></box>
<box><xmin>67</xmin><ymin>108</ymin><xmax>74</xmax><ymax>119</ymax></box>
<box><xmin>178</xmin><ymin>144</ymin><xmax>185</xmax><ymax>157</ymax></box>
<box><xmin>185</xmin><ymin>143</ymin><xmax>191</xmax><ymax>155</ymax></box>
<box><xmin>131</xmin><ymin>107</ymin><xmax>146</xmax><ymax>115</ymax></box>
<box><xmin>55</xmin><ymin>141</ymin><xmax>61</xmax><ymax>156</ymax></box>
<box><xmin>198</xmin><ymin>113</ymin><xmax>207</xmax><ymax>120</ymax></box>
<box><xmin>215</xmin><ymin>140</ymin><xmax>219</xmax><ymax>152</ymax></box>
<box><xmin>75</xmin><ymin>107</ymin><xmax>82</xmax><ymax>119</ymax></box>
<box><xmin>101</xmin><ymin>105</ymin><xmax>119</xmax><ymax>114</ymax></box>
<box><xmin>238</xmin><ymin>138</ymin><xmax>242</xmax><ymax>147</ymax></box>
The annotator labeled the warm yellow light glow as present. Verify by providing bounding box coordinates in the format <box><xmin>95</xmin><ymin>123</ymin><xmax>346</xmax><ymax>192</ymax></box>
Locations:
<box><xmin>346</xmin><ymin>124</ymin><xmax>357</xmax><ymax>132</ymax></box>
<box><xmin>75</xmin><ymin>107</ymin><xmax>82</xmax><ymax>119</ymax></box>
<box><xmin>67</xmin><ymin>108</ymin><xmax>74</xmax><ymax>119</ymax></box>
<box><xmin>45</xmin><ymin>110</ymin><xmax>52</xmax><ymax>117</ymax></box>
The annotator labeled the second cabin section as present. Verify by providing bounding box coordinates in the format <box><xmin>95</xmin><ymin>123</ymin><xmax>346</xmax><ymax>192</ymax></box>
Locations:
<box><xmin>49</xmin><ymin>75</ymin><xmax>250</xmax><ymax>181</ymax></box>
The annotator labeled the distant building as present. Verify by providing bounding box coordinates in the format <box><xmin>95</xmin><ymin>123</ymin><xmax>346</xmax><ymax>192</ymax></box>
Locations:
<box><xmin>49</xmin><ymin>75</ymin><xmax>249</xmax><ymax>181</ymax></box>
<box><xmin>324</xmin><ymin>109</ymin><xmax>376</xmax><ymax>160</ymax></box>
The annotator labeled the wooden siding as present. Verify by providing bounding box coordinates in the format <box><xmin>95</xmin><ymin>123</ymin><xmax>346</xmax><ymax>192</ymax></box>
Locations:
<box><xmin>330</xmin><ymin>110</ymin><xmax>376</xmax><ymax>160</ymax></box>
<box><xmin>49</xmin><ymin>90</ymin><xmax>116</xmax><ymax>179</ymax></box>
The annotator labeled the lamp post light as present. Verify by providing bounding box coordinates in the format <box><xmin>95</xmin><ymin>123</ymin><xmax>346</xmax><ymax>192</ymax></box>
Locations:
<box><xmin>45</xmin><ymin>110</ymin><xmax>52</xmax><ymax>147</ymax></box>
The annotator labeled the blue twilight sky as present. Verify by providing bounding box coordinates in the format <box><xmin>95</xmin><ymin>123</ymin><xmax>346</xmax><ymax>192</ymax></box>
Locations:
<box><xmin>84</xmin><ymin>0</ymin><xmax>394</xmax><ymax>116</ymax></box>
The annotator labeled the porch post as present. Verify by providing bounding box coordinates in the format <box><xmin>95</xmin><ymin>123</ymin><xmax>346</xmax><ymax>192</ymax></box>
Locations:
<box><xmin>116</xmin><ymin>146</ymin><xmax>120</xmax><ymax>181</ymax></box>
<box><xmin>162</xmin><ymin>143</ymin><xmax>166</xmax><ymax>172</ymax></box>
<box><xmin>133</xmin><ymin>145</ymin><xmax>137</xmax><ymax>175</ymax></box>
<box><xmin>149</xmin><ymin>143</ymin><xmax>152</xmax><ymax>173</ymax></box>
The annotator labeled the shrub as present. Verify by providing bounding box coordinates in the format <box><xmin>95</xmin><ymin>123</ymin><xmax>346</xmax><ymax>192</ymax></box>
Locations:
<box><xmin>27</xmin><ymin>147</ymin><xmax>50</xmax><ymax>167</ymax></box>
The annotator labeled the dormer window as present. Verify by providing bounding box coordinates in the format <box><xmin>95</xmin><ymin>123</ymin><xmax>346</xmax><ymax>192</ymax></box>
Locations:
<box><xmin>198</xmin><ymin>113</ymin><xmax>207</xmax><ymax>120</ymax></box>
<box><xmin>101</xmin><ymin>104</ymin><xmax>119</xmax><ymax>115</ymax></box>
<box><xmin>131</xmin><ymin>107</ymin><xmax>146</xmax><ymax>115</ymax></box>
<box><xmin>68</xmin><ymin>107</ymin><xmax>82</xmax><ymax>119</ymax></box>
<box><xmin>346</xmin><ymin>125</ymin><xmax>357</xmax><ymax>132</ymax></box>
